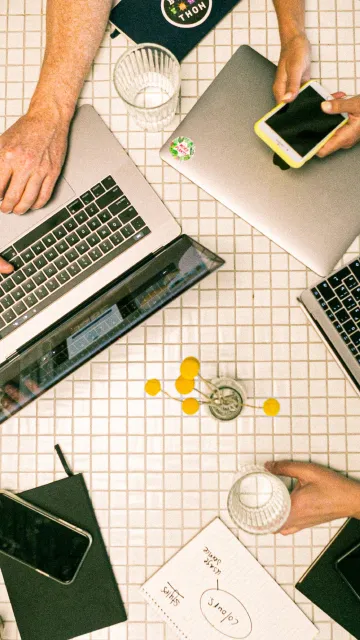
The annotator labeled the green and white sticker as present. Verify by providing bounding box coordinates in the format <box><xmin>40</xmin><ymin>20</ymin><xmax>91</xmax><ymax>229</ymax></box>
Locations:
<box><xmin>170</xmin><ymin>136</ymin><xmax>195</xmax><ymax>161</ymax></box>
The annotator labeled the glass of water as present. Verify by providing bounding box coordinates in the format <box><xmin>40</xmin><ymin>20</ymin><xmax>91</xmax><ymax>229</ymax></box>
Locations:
<box><xmin>113</xmin><ymin>43</ymin><xmax>181</xmax><ymax>132</ymax></box>
<box><xmin>227</xmin><ymin>464</ymin><xmax>291</xmax><ymax>535</ymax></box>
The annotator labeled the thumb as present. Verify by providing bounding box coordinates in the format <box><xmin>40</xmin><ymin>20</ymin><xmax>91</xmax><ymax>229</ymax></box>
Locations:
<box><xmin>321</xmin><ymin>96</ymin><xmax>360</xmax><ymax>116</ymax></box>
<box><xmin>283</xmin><ymin>63</ymin><xmax>305</xmax><ymax>101</ymax></box>
<box><xmin>0</xmin><ymin>257</ymin><xmax>14</xmax><ymax>275</ymax></box>
<box><xmin>265</xmin><ymin>460</ymin><xmax>317</xmax><ymax>482</ymax></box>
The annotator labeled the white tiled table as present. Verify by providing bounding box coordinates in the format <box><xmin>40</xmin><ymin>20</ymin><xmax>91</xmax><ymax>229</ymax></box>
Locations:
<box><xmin>1</xmin><ymin>0</ymin><xmax>360</xmax><ymax>638</ymax></box>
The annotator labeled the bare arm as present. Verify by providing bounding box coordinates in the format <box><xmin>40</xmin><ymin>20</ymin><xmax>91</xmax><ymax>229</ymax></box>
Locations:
<box><xmin>272</xmin><ymin>0</ymin><xmax>306</xmax><ymax>45</ymax></box>
<box><xmin>272</xmin><ymin>2</ymin><xmax>360</xmax><ymax>156</ymax></box>
<box><xmin>272</xmin><ymin>0</ymin><xmax>311</xmax><ymax>103</ymax></box>
<box><xmin>0</xmin><ymin>0</ymin><xmax>112</xmax><ymax>273</ymax></box>
<box><xmin>30</xmin><ymin>0</ymin><xmax>113</xmax><ymax>127</ymax></box>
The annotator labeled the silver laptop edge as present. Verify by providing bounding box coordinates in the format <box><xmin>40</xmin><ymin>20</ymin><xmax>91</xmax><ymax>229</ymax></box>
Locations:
<box><xmin>0</xmin><ymin>105</ymin><xmax>180</xmax><ymax>364</ymax></box>
<box><xmin>299</xmin><ymin>283</ymin><xmax>360</xmax><ymax>394</ymax></box>
<box><xmin>160</xmin><ymin>45</ymin><xmax>360</xmax><ymax>276</ymax></box>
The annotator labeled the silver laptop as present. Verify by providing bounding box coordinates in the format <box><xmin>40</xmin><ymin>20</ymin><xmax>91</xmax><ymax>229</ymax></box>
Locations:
<box><xmin>0</xmin><ymin>106</ymin><xmax>224</xmax><ymax>422</ymax></box>
<box><xmin>160</xmin><ymin>45</ymin><xmax>360</xmax><ymax>276</ymax></box>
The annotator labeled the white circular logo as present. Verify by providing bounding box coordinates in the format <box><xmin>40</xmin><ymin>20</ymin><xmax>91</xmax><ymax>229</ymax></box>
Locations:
<box><xmin>161</xmin><ymin>0</ymin><xmax>213</xmax><ymax>29</ymax></box>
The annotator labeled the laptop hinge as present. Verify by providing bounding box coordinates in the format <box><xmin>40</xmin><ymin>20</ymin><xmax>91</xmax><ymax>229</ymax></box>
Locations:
<box><xmin>4</xmin><ymin>351</ymin><xmax>18</xmax><ymax>365</ymax></box>
<box><xmin>153</xmin><ymin>234</ymin><xmax>186</xmax><ymax>258</ymax></box>
<box><xmin>298</xmin><ymin>298</ymin><xmax>360</xmax><ymax>394</ymax></box>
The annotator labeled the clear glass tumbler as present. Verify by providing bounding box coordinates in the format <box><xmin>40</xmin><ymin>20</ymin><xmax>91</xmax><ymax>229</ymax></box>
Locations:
<box><xmin>113</xmin><ymin>44</ymin><xmax>181</xmax><ymax>132</ymax></box>
<box><xmin>227</xmin><ymin>464</ymin><xmax>291</xmax><ymax>534</ymax></box>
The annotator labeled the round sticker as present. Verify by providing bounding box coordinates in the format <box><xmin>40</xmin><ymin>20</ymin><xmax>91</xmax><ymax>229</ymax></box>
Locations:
<box><xmin>170</xmin><ymin>136</ymin><xmax>195</xmax><ymax>161</ymax></box>
<box><xmin>161</xmin><ymin>0</ymin><xmax>212</xmax><ymax>29</ymax></box>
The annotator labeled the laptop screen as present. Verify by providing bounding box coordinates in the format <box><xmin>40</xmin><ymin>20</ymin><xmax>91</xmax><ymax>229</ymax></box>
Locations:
<box><xmin>0</xmin><ymin>236</ymin><xmax>224</xmax><ymax>423</ymax></box>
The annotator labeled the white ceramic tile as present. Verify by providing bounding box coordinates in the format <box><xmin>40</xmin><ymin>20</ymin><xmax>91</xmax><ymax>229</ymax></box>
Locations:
<box><xmin>1</xmin><ymin>1</ymin><xmax>360</xmax><ymax>638</ymax></box>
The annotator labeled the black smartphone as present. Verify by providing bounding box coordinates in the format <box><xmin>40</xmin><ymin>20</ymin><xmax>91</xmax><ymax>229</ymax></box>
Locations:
<box><xmin>0</xmin><ymin>490</ymin><xmax>92</xmax><ymax>584</ymax></box>
<box><xmin>336</xmin><ymin>540</ymin><xmax>360</xmax><ymax>600</ymax></box>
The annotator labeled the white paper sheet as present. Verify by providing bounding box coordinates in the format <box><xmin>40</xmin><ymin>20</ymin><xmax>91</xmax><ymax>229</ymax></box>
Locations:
<box><xmin>140</xmin><ymin>518</ymin><xmax>318</xmax><ymax>640</ymax></box>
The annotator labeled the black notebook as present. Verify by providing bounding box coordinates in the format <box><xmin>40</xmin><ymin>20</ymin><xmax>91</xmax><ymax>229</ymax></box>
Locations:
<box><xmin>0</xmin><ymin>474</ymin><xmax>127</xmax><ymax>640</ymax></box>
<box><xmin>110</xmin><ymin>0</ymin><xmax>242</xmax><ymax>61</ymax></box>
<box><xmin>296</xmin><ymin>518</ymin><xmax>360</xmax><ymax>639</ymax></box>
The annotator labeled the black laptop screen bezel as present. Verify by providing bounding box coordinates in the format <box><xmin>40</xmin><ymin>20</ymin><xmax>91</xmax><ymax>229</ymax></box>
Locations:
<box><xmin>0</xmin><ymin>235</ymin><xmax>224</xmax><ymax>424</ymax></box>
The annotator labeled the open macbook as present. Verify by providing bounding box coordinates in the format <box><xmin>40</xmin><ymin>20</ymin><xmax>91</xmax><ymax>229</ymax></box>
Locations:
<box><xmin>0</xmin><ymin>105</ymin><xmax>224</xmax><ymax>422</ymax></box>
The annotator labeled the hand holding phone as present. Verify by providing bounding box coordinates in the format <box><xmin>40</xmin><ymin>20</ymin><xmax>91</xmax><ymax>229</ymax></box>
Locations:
<box><xmin>254</xmin><ymin>81</ymin><xmax>349</xmax><ymax>168</ymax></box>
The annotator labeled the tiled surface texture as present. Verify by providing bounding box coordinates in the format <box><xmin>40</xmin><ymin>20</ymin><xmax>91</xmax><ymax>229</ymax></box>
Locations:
<box><xmin>1</xmin><ymin>0</ymin><xmax>360</xmax><ymax>638</ymax></box>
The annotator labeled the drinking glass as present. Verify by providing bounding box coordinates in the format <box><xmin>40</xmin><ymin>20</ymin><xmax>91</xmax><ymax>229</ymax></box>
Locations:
<box><xmin>113</xmin><ymin>44</ymin><xmax>181</xmax><ymax>132</ymax></box>
<box><xmin>227</xmin><ymin>464</ymin><xmax>291</xmax><ymax>534</ymax></box>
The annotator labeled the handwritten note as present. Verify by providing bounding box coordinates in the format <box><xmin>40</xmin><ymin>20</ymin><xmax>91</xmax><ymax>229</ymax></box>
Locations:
<box><xmin>140</xmin><ymin>518</ymin><xmax>318</xmax><ymax>640</ymax></box>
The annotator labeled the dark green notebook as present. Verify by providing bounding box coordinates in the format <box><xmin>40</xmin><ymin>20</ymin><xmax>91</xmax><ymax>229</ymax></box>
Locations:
<box><xmin>110</xmin><ymin>0</ymin><xmax>242</xmax><ymax>61</ymax></box>
<box><xmin>296</xmin><ymin>518</ymin><xmax>360</xmax><ymax>639</ymax></box>
<box><xmin>0</xmin><ymin>474</ymin><xmax>127</xmax><ymax>640</ymax></box>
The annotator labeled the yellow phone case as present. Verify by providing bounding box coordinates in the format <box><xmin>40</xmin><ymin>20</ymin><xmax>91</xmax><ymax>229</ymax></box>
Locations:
<box><xmin>254</xmin><ymin>80</ymin><xmax>348</xmax><ymax>168</ymax></box>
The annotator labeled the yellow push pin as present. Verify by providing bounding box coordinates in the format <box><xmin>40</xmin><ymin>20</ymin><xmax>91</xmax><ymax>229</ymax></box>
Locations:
<box><xmin>263</xmin><ymin>398</ymin><xmax>280</xmax><ymax>417</ymax></box>
<box><xmin>182</xmin><ymin>398</ymin><xmax>200</xmax><ymax>415</ymax></box>
<box><xmin>180</xmin><ymin>357</ymin><xmax>200</xmax><ymax>380</ymax></box>
<box><xmin>175</xmin><ymin>376</ymin><xmax>195</xmax><ymax>395</ymax></box>
<box><xmin>145</xmin><ymin>379</ymin><xmax>161</xmax><ymax>397</ymax></box>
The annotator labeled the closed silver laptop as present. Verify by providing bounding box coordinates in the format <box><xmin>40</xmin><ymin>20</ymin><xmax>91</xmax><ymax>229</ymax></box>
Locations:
<box><xmin>160</xmin><ymin>45</ymin><xmax>360</xmax><ymax>276</ymax></box>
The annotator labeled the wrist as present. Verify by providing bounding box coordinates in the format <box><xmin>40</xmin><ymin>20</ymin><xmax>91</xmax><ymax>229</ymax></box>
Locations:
<box><xmin>27</xmin><ymin>90</ymin><xmax>75</xmax><ymax>130</ymax></box>
<box><xmin>350</xmin><ymin>484</ymin><xmax>360</xmax><ymax>520</ymax></box>
<box><xmin>280</xmin><ymin>27</ymin><xmax>307</xmax><ymax>48</ymax></box>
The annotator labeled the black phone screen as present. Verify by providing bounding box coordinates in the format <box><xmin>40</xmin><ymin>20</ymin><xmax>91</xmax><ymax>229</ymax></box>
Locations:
<box><xmin>337</xmin><ymin>542</ymin><xmax>360</xmax><ymax>598</ymax></box>
<box><xmin>267</xmin><ymin>86</ymin><xmax>346</xmax><ymax>157</ymax></box>
<box><xmin>0</xmin><ymin>493</ymin><xmax>91</xmax><ymax>583</ymax></box>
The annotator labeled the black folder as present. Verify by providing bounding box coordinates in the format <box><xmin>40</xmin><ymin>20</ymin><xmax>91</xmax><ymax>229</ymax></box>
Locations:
<box><xmin>296</xmin><ymin>518</ymin><xmax>360</xmax><ymax>639</ymax></box>
<box><xmin>0</xmin><ymin>473</ymin><xmax>127</xmax><ymax>640</ymax></box>
<box><xmin>110</xmin><ymin>0</ymin><xmax>242</xmax><ymax>61</ymax></box>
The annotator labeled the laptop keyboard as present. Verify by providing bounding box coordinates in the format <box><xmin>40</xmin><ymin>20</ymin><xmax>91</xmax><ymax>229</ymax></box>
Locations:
<box><xmin>311</xmin><ymin>257</ymin><xmax>360</xmax><ymax>365</ymax></box>
<box><xmin>0</xmin><ymin>176</ymin><xmax>150</xmax><ymax>340</ymax></box>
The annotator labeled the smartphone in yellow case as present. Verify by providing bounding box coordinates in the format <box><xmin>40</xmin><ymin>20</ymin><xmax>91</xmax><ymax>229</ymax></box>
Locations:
<box><xmin>254</xmin><ymin>80</ymin><xmax>349</xmax><ymax>168</ymax></box>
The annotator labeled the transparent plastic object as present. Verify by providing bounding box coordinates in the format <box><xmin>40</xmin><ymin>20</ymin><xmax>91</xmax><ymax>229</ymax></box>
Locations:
<box><xmin>113</xmin><ymin>43</ymin><xmax>181</xmax><ymax>132</ymax></box>
<box><xmin>227</xmin><ymin>464</ymin><xmax>291</xmax><ymax>535</ymax></box>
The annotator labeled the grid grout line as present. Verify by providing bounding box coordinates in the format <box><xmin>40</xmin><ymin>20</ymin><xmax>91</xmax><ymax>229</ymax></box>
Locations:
<box><xmin>1</xmin><ymin>0</ymin><xmax>360</xmax><ymax>639</ymax></box>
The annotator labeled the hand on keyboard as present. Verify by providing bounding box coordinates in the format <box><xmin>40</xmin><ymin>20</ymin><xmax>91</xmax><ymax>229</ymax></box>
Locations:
<box><xmin>0</xmin><ymin>107</ymin><xmax>69</xmax><ymax>217</ymax></box>
<box><xmin>0</xmin><ymin>176</ymin><xmax>150</xmax><ymax>338</ymax></box>
<box><xmin>0</xmin><ymin>256</ymin><xmax>14</xmax><ymax>275</ymax></box>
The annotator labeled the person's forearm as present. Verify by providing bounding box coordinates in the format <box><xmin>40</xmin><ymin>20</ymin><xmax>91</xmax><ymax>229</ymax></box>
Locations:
<box><xmin>29</xmin><ymin>0</ymin><xmax>112</xmax><ymax>124</ymax></box>
<box><xmin>272</xmin><ymin>0</ymin><xmax>306</xmax><ymax>45</ymax></box>
<box><xmin>351</xmin><ymin>485</ymin><xmax>360</xmax><ymax>520</ymax></box>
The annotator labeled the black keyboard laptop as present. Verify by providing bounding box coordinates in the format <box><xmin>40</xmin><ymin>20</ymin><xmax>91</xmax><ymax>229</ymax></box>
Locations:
<box><xmin>298</xmin><ymin>255</ymin><xmax>360</xmax><ymax>396</ymax></box>
<box><xmin>311</xmin><ymin>258</ymin><xmax>360</xmax><ymax>364</ymax></box>
<box><xmin>0</xmin><ymin>175</ymin><xmax>150</xmax><ymax>339</ymax></box>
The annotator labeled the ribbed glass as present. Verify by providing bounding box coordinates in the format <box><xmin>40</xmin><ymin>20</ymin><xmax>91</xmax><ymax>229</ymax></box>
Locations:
<box><xmin>227</xmin><ymin>464</ymin><xmax>291</xmax><ymax>534</ymax></box>
<box><xmin>114</xmin><ymin>44</ymin><xmax>181</xmax><ymax>132</ymax></box>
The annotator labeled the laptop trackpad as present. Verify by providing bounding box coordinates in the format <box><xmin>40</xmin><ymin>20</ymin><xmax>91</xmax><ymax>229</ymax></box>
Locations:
<box><xmin>0</xmin><ymin>177</ymin><xmax>75</xmax><ymax>250</ymax></box>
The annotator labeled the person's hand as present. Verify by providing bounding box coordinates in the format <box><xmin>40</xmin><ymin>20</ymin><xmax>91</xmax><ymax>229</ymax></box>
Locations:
<box><xmin>0</xmin><ymin>106</ymin><xmax>69</xmax><ymax>216</ymax></box>
<box><xmin>318</xmin><ymin>94</ymin><xmax>360</xmax><ymax>157</ymax></box>
<box><xmin>0</xmin><ymin>104</ymin><xmax>70</xmax><ymax>274</ymax></box>
<box><xmin>273</xmin><ymin>33</ymin><xmax>311</xmax><ymax>104</ymax></box>
<box><xmin>0</xmin><ymin>255</ymin><xmax>14</xmax><ymax>275</ymax></box>
<box><xmin>265</xmin><ymin>460</ymin><xmax>360</xmax><ymax>535</ymax></box>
